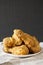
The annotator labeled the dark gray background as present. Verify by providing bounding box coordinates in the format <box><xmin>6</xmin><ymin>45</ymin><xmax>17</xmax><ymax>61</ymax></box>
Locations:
<box><xmin>0</xmin><ymin>0</ymin><xmax>43</xmax><ymax>41</ymax></box>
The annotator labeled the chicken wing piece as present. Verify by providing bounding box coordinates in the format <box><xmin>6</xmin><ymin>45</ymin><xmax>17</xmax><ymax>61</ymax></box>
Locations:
<box><xmin>33</xmin><ymin>36</ymin><xmax>39</xmax><ymax>46</ymax></box>
<box><xmin>9</xmin><ymin>45</ymin><xmax>29</xmax><ymax>55</ymax></box>
<box><xmin>13</xmin><ymin>29</ymin><xmax>34</xmax><ymax>47</ymax></box>
<box><xmin>30</xmin><ymin>44</ymin><xmax>41</xmax><ymax>53</ymax></box>
<box><xmin>13</xmin><ymin>29</ymin><xmax>41</xmax><ymax>53</ymax></box>
<box><xmin>13</xmin><ymin>29</ymin><xmax>24</xmax><ymax>37</ymax></box>
<box><xmin>20</xmin><ymin>33</ymin><xmax>35</xmax><ymax>47</ymax></box>
<box><xmin>3</xmin><ymin>37</ymin><xmax>15</xmax><ymax>48</ymax></box>
<box><xmin>12</xmin><ymin>29</ymin><xmax>23</xmax><ymax>45</ymax></box>
<box><xmin>29</xmin><ymin>36</ymin><xmax>41</xmax><ymax>53</ymax></box>
<box><xmin>3</xmin><ymin>37</ymin><xmax>15</xmax><ymax>53</ymax></box>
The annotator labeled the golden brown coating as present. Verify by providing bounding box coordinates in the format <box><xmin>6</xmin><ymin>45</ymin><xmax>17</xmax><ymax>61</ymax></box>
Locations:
<box><xmin>3</xmin><ymin>29</ymin><xmax>41</xmax><ymax>54</ymax></box>
<box><xmin>3</xmin><ymin>46</ymin><xmax>9</xmax><ymax>53</ymax></box>
<box><xmin>30</xmin><ymin>44</ymin><xmax>41</xmax><ymax>53</ymax></box>
<box><xmin>12</xmin><ymin>34</ymin><xmax>22</xmax><ymax>45</ymax></box>
<box><xmin>21</xmin><ymin>34</ymin><xmax>41</xmax><ymax>53</ymax></box>
<box><xmin>29</xmin><ymin>36</ymin><xmax>41</xmax><ymax>53</ymax></box>
<box><xmin>13</xmin><ymin>29</ymin><xmax>41</xmax><ymax>53</ymax></box>
<box><xmin>33</xmin><ymin>36</ymin><xmax>39</xmax><ymax>46</ymax></box>
<box><xmin>13</xmin><ymin>29</ymin><xmax>24</xmax><ymax>37</ymax></box>
<box><xmin>3</xmin><ymin>37</ymin><xmax>14</xmax><ymax>48</ymax></box>
<box><xmin>9</xmin><ymin>45</ymin><xmax>29</xmax><ymax>55</ymax></box>
<box><xmin>13</xmin><ymin>29</ymin><xmax>35</xmax><ymax>48</ymax></box>
<box><xmin>20</xmin><ymin>33</ymin><xmax>35</xmax><ymax>48</ymax></box>
<box><xmin>12</xmin><ymin>29</ymin><xmax>23</xmax><ymax>45</ymax></box>
<box><xmin>3</xmin><ymin>37</ymin><xmax>15</xmax><ymax>53</ymax></box>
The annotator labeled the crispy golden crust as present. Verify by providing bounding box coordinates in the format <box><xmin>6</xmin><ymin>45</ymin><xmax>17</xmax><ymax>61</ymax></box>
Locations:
<box><xmin>13</xmin><ymin>29</ymin><xmax>24</xmax><ymax>37</ymax></box>
<box><xmin>12</xmin><ymin>29</ymin><xmax>23</xmax><ymax>45</ymax></box>
<box><xmin>9</xmin><ymin>45</ymin><xmax>29</xmax><ymax>55</ymax></box>
<box><xmin>3</xmin><ymin>46</ymin><xmax>9</xmax><ymax>53</ymax></box>
<box><xmin>21</xmin><ymin>34</ymin><xmax>41</xmax><ymax>53</ymax></box>
<box><xmin>12</xmin><ymin>34</ymin><xmax>22</xmax><ymax>45</ymax></box>
<box><xmin>29</xmin><ymin>36</ymin><xmax>41</xmax><ymax>53</ymax></box>
<box><xmin>14</xmin><ymin>30</ymin><xmax>35</xmax><ymax>48</ymax></box>
<box><xmin>20</xmin><ymin>33</ymin><xmax>35</xmax><ymax>47</ymax></box>
<box><xmin>30</xmin><ymin>44</ymin><xmax>41</xmax><ymax>53</ymax></box>
<box><xmin>3</xmin><ymin>29</ymin><xmax>41</xmax><ymax>54</ymax></box>
<box><xmin>13</xmin><ymin>29</ymin><xmax>41</xmax><ymax>53</ymax></box>
<box><xmin>3</xmin><ymin>37</ymin><xmax>15</xmax><ymax>53</ymax></box>
<box><xmin>33</xmin><ymin>36</ymin><xmax>39</xmax><ymax>46</ymax></box>
<box><xmin>3</xmin><ymin>37</ymin><xmax>14</xmax><ymax>47</ymax></box>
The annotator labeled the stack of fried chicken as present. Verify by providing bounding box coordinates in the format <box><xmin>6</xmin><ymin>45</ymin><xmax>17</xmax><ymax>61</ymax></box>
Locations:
<box><xmin>3</xmin><ymin>29</ymin><xmax>41</xmax><ymax>55</ymax></box>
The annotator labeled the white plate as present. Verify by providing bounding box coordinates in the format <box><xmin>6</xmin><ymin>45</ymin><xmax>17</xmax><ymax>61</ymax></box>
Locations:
<box><xmin>0</xmin><ymin>42</ymin><xmax>43</xmax><ymax>64</ymax></box>
<box><xmin>5</xmin><ymin>50</ymin><xmax>41</xmax><ymax>58</ymax></box>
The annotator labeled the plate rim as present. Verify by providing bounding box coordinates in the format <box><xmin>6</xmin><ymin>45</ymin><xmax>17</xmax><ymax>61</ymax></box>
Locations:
<box><xmin>0</xmin><ymin>42</ymin><xmax>42</xmax><ymax>58</ymax></box>
<box><xmin>5</xmin><ymin>51</ymin><xmax>41</xmax><ymax>58</ymax></box>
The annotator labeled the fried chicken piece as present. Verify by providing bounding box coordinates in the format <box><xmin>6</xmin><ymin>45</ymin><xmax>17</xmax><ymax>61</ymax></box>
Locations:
<box><xmin>21</xmin><ymin>34</ymin><xmax>41</xmax><ymax>53</ymax></box>
<box><xmin>12</xmin><ymin>29</ymin><xmax>23</xmax><ymax>45</ymax></box>
<box><xmin>3</xmin><ymin>37</ymin><xmax>15</xmax><ymax>48</ymax></box>
<box><xmin>12</xmin><ymin>34</ymin><xmax>22</xmax><ymax>45</ymax></box>
<box><xmin>13</xmin><ymin>29</ymin><xmax>41</xmax><ymax>53</ymax></box>
<box><xmin>29</xmin><ymin>36</ymin><xmax>41</xmax><ymax>53</ymax></box>
<box><xmin>3</xmin><ymin>29</ymin><xmax>41</xmax><ymax>54</ymax></box>
<box><xmin>9</xmin><ymin>45</ymin><xmax>29</xmax><ymax>55</ymax></box>
<box><xmin>13</xmin><ymin>29</ymin><xmax>24</xmax><ymax>37</ymax></box>
<box><xmin>33</xmin><ymin>36</ymin><xmax>39</xmax><ymax>46</ymax></box>
<box><xmin>30</xmin><ymin>44</ymin><xmax>41</xmax><ymax>53</ymax></box>
<box><xmin>20</xmin><ymin>33</ymin><xmax>35</xmax><ymax>48</ymax></box>
<box><xmin>3</xmin><ymin>37</ymin><xmax>15</xmax><ymax>52</ymax></box>
<box><xmin>13</xmin><ymin>29</ymin><xmax>35</xmax><ymax>48</ymax></box>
